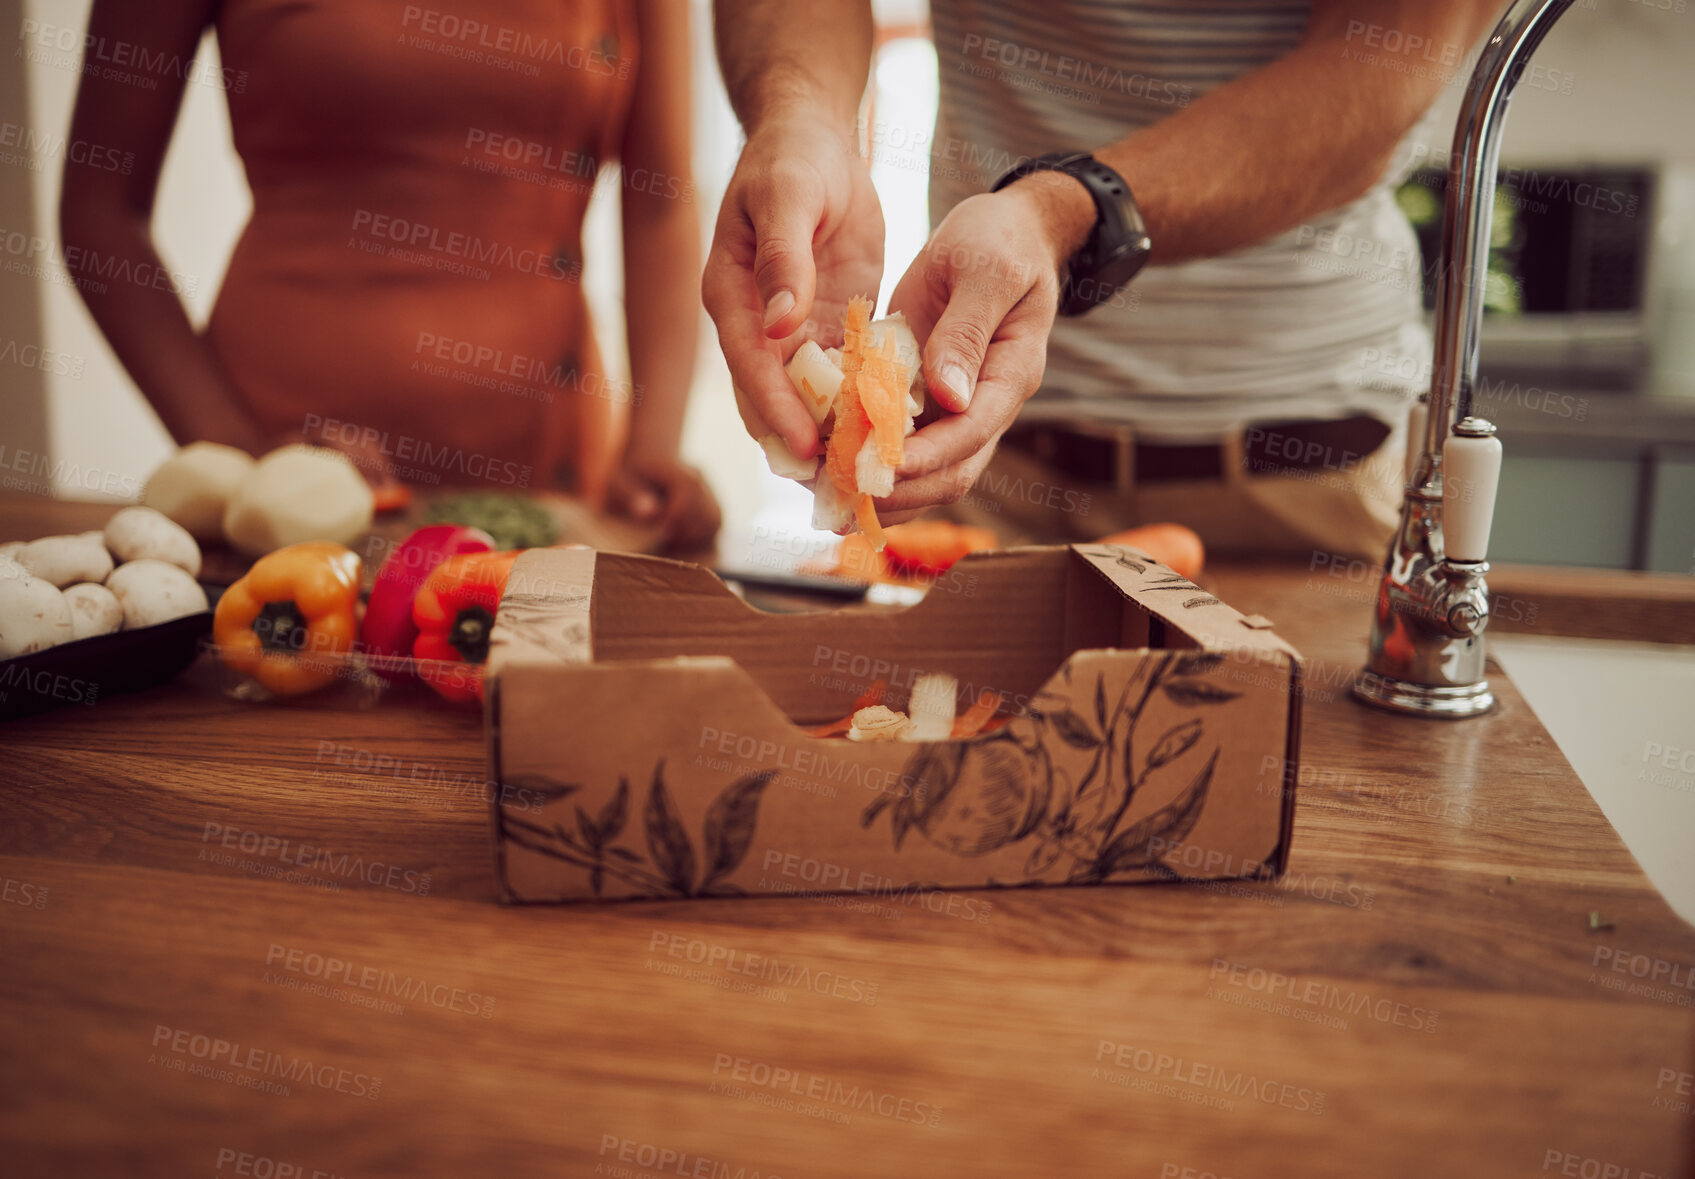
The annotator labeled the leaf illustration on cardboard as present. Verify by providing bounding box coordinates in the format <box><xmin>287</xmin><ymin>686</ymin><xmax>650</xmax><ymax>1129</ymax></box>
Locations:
<box><xmin>500</xmin><ymin>763</ymin><xmax>775</xmax><ymax>898</ymax></box>
<box><xmin>1074</xmin><ymin>751</ymin><xmax>1217</xmax><ymax>883</ymax></box>
<box><xmin>699</xmin><ymin>771</ymin><xmax>775</xmax><ymax>893</ymax></box>
<box><xmin>643</xmin><ymin>762</ymin><xmax>696</xmax><ymax>895</ymax></box>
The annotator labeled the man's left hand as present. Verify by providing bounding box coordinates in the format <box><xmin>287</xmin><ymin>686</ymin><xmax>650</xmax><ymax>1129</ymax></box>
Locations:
<box><xmin>880</xmin><ymin>177</ymin><xmax>1088</xmax><ymax>521</ymax></box>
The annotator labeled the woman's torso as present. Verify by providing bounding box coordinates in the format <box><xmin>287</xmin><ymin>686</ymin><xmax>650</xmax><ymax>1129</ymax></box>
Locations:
<box><xmin>925</xmin><ymin>0</ymin><xmax>1433</xmax><ymax>440</ymax></box>
<box><xmin>209</xmin><ymin>0</ymin><xmax>637</xmax><ymax>491</ymax></box>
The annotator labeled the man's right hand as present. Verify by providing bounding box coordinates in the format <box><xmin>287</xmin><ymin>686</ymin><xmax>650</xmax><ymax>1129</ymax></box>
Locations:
<box><xmin>702</xmin><ymin>116</ymin><xmax>885</xmax><ymax>465</ymax></box>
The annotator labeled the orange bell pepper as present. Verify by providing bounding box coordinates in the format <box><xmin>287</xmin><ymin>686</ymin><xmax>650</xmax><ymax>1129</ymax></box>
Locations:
<box><xmin>213</xmin><ymin>542</ymin><xmax>363</xmax><ymax>696</ymax></box>
<box><xmin>412</xmin><ymin>549</ymin><xmax>522</xmax><ymax>703</ymax></box>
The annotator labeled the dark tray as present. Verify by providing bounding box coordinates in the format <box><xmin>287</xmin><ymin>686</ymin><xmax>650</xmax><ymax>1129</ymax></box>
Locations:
<box><xmin>0</xmin><ymin>589</ymin><xmax>219</xmax><ymax>722</ymax></box>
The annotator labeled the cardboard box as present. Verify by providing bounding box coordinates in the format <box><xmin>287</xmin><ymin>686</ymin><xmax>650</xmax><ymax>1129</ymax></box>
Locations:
<box><xmin>485</xmin><ymin>544</ymin><xmax>1302</xmax><ymax>905</ymax></box>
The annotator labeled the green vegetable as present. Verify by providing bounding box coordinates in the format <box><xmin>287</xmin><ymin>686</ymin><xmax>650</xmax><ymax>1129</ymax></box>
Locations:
<box><xmin>421</xmin><ymin>493</ymin><xmax>558</xmax><ymax>551</ymax></box>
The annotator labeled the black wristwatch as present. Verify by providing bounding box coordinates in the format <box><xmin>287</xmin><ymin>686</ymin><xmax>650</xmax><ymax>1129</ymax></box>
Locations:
<box><xmin>992</xmin><ymin>152</ymin><xmax>1151</xmax><ymax>317</ymax></box>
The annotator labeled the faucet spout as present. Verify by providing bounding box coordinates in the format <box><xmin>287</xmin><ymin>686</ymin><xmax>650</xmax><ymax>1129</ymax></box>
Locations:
<box><xmin>1354</xmin><ymin>0</ymin><xmax>1577</xmax><ymax>719</ymax></box>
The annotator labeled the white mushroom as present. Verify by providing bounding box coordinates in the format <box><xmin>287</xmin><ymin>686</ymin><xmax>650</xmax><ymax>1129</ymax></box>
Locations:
<box><xmin>15</xmin><ymin>533</ymin><xmax>115</xmax><ymax>588</ymax></box>
<box><xmin>222</xmin><ymin>444</ymin><xmax>374</xmax><ymax>557</ymax></box>
<box><xmin>0</xmin><ymin>570</ymin><xmax>75</xmax><ymax>656</ymax></box>
<box><xmin>0</xmin><ymin>540</ymin><xmax>23</xmax><ymax>561</ymax></box>
<box><xmin>62</xmin><ymin>582</ymin><xmax>124</xmax><ymax>640</ymax></box>
<box><xmin>105</xmin><ymin>559</ymin><xmax>208</xmax><ymax>628</ymax></box>
<box><xmin>143</xmin><ymin>441</ymin><xmax>257</xmax><ymax>542</ymax></box>
<box><xmin>103</xmin><ymin>505</ymin><xmax>201</xmax><ymax>577</ymax></box>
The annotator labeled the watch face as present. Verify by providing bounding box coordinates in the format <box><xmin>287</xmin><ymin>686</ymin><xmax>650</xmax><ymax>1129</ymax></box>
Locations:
<box><xmin>1066</xmin><ymin>236</ymin><xmax>1151</xmax><ymax>315</ymax></box>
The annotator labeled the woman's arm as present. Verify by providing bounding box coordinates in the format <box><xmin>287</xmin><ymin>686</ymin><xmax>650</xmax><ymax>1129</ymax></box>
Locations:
<box><xmin>610</xmin><ymin>0</ymin><xmax>719</xmax><ymax>546</ymax></box>
<box><xmin>59</xmin><ymin>0</ymin><xmax>262</xmax><ymax>451</ymax></box>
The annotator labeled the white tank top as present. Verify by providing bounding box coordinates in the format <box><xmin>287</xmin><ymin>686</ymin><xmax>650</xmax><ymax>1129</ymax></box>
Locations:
<box><xmin>924</xmin><ymin>0</ymin><xmax>1432</xmax><ymax>442</ymax></box>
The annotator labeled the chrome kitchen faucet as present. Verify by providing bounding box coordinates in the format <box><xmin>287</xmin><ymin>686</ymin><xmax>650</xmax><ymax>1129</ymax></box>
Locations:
<box><xmin>1354</xmin><ymin>0</ymin><xmax>1578</xmax><ymax>718</ymax></box>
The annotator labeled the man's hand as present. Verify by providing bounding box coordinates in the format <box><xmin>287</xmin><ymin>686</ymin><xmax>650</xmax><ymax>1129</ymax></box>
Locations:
<box><xmin>702</xmin><ymin>117</ymin><xmax>885</xmax><ymax>464</ymax></box>
<box><xmin>879</xmin><ymin>175</ymin><xmax>1089</xmax><ymax>520</ymax></box>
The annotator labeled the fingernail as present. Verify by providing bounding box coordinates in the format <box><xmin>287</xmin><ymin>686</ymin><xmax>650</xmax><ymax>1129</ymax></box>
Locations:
<box><xmin>939</xmin><ymin>363</ymin><xmax>972</xmax><ymax>409</ymax></box>
<box><xmin>762</xmin><ymin>290</ymin><xmax>795</xmax><ymax>331</ymax></box>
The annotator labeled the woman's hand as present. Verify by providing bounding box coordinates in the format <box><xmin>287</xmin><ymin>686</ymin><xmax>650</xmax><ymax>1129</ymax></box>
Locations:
<box><xmin>607</xmin><ymin>450</ymin><xmax>722</xmax><ymax>552</ymax></box>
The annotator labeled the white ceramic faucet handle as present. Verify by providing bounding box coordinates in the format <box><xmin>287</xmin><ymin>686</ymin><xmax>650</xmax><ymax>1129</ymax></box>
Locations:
<box><xmin>1443</xmin><ymin>418</ymin><xmax>1502</xmax><ymax>563</ymax></box>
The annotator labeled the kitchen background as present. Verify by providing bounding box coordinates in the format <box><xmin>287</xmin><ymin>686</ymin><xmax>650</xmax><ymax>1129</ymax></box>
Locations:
<box><xmin>1</xmin><ymin>0</ymin><xmax>1691</xmax><ymax>916</ymax></box>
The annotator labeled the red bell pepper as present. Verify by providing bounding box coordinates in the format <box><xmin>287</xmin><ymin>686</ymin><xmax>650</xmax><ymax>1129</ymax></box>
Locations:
<box><xmin>412</xmin><ymin>549</ymin><xmax>523</xmax><ymax>703</ymax></box>
<box><xmin>361</xmin><ymin>525</ymin><xmax>494</xmax><ymax>681</ymax></box>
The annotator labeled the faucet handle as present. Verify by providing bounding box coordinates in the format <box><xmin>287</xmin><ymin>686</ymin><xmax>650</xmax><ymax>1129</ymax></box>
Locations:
<box><xmin>1442</xmin><ymin>417</ymin><xmax>1502</xmax><ymax>563</ymax></box>
<box><xmin>1405</xmin><ymin>396</ymin><xmax>1429</xmax><ymax>489</ymax></box>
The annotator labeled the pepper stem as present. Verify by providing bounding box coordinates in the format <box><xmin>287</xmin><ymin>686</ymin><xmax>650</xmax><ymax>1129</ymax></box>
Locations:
<box><xmin>449</xmin><ymin>606</ymin><xmax>495</xmax><ymax>664</ymax></box>
<box><xmin>254</xmin><ymin>600</ymin><xmax>308</xmax><ymax>652</ymax></box>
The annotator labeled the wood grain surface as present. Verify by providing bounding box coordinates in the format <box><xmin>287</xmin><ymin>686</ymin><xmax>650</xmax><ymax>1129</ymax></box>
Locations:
<box><xmin>2</xmin><ymin>497</ymin><xmax>1693</xmax><ymax>1179</ymax></box>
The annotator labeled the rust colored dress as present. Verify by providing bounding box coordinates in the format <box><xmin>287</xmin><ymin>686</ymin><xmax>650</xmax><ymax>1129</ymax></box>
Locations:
<box><xmin>207</xmin><ymin>0</ymin><xmax>636</xmax><ymax>499</ymax></box>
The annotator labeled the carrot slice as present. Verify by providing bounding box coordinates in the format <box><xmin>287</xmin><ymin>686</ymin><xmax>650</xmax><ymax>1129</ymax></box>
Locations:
<box><xmin>884</xmin><ymin>520</ymin><xmax>997</xmax><ymax>577</ymax></box>
<box><xmin>371</xmin><ymin>481</ymin><xmax>413</xmax><ymax>514</ymax></box>
<box><xmin>951</xmin><ymin>690</ymin><xmax>1002</xmax><ymax>738</ymax></box>
<box><xmin>855</xmin><ymin>495</ymin><xmax>887</xmax><ymax>552</ymax></box>
<box><xmin>858</xmin><ymin>337</ymin><xmax>909</xmax><ymax>468</ymax></box>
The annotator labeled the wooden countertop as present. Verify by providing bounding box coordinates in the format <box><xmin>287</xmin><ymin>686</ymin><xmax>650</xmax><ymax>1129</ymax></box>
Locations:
<box><xmin>3</xmin><ymin>498</ymin><xmax>1693</xmax><ymax>1179</ymax></box>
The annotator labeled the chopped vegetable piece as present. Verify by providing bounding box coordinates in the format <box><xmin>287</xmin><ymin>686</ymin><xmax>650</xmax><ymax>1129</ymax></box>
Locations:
<box><xmin>371</xmin><ymin>482</ymin><xmax>413</xmax><ymax>514</ymax></box>
<box><xmin>951</xmin><ymin>690</ymin><xmax>1003</xmax><ymax>738</ymax></box>
<box><xmin>854</xmin><ymin>496</ymin><xmax>887</xmax><ymax>552</ymax></box>
<box><xmin>421</xmin><ymin>493</ymin><xmax>558</xmax><ymax>551</ymax></box>
<box><xmin>883</xmin><ymin>520</ymin><xmax>998</xmax><ymax>577</ymax></box>
<box><xmin>847</xmin><ymin>705</ymin><xmax>913</xmax><ymax>742</ymax></box>
<box><xmin>908</xmin><ymin>672</ymin><xmax>958</xmax><ymax>742</ymax></box>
